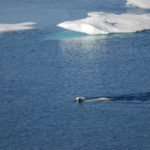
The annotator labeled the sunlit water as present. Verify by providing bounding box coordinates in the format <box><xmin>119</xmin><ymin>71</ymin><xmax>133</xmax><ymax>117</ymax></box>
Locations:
<box><xmin>0</xmin><ymin>0</ymin><xmax>150</xmax><ymax>150</ymax></box>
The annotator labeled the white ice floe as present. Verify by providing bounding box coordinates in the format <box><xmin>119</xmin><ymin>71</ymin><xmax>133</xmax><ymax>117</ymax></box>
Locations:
<box><xmin>57</xmin><ymin>12</ymin><xmax>150</xmax><ymax>35</ymax></box>
<box><xmin>0</xmin><ymin>22</ymin><xmax>36</xmax><ymax>33</ymax></box>
<box><xmin>127</xmin><ymin>0</ymin><xmax>150</xmax><ymax>9</ymax></box>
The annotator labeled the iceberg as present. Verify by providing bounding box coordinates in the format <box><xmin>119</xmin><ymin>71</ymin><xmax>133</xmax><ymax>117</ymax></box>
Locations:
<box><xmin>0</xmin><ymin>22</ymin><xmax>36</xmax><ymax>33</ymax></box>
<box><xmin>57</xmin><ymin>12</ymin><xmax>150</xmax><ymax>35</ymax></box>
<box><xmin>127</xmin><ymin>0</ymin><xmax>150</xmax><ymax>9</ymax></box>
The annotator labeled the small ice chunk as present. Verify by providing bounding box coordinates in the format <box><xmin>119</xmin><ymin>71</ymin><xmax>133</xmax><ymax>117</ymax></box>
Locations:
<box><xmin>0</xmin><ymin>22</ymin><xmax>36</xmax><ymax>33</ymax></box>
<box><xmin>127</xmin><ymin>0</ymin><xmax>150</xmax><ymax>9</ymax></box>
<box><xmin>57</xmin><ymin>12</ymin><xmax>150</xmax><ymax>35</ymax></box>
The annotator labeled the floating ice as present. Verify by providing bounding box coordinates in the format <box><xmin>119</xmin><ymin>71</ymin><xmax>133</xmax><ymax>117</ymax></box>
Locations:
<box><xmin>0</xmin><ymin>22</ymin><xmax>36</xmax><ymax>33</ymax></box>
<box><xmin>127</xmin><ymin>0</ymin><xmax>150</xmax><ymax>9</ymax></box>
<box><xmin>57</xmin><ymin>12</ymin><xmax>150</xmax><ymax>35</ymax></box>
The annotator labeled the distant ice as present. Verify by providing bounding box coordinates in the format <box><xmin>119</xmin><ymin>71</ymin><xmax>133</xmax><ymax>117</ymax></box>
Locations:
<box><xmin>57</xmin><ymin>12</ymin><xmax>150</xmax><ymax>35</ymax></box>
<box><xmin>127</xmin><ymin>0</ymin><xmax>150</xmax><ymax>9</ymax></box>
<box><xmin>0</xmin><ymin>22</ymin><xmax>36</xmax><ymax>33</ymax></box>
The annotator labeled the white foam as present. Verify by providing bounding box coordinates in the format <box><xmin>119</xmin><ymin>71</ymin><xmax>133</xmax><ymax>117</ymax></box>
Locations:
<box><xmin>57</xmin><ymin>12</ymin><xmax>150</xmax><ymax>35</ymax></box>
<box><xmin>127</xmin><ymin>0</ymin><xmax>150</xmax><ymax>9</ymax></box>
<box><xmin>0</xmin><ymin>22</ymin><xmax>36</xmax><ymax>33</ymax></box>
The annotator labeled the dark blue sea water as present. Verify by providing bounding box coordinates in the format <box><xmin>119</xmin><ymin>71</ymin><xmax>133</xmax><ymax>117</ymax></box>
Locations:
<box><xmin>0</xmin><ymin>0</ymin><xmax>150</xmax><ymax>150</ymax></box>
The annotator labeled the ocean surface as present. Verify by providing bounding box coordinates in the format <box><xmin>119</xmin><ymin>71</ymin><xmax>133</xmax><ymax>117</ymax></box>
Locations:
<box><xmin>0</xmin><ymin>0</ymin><xmax>150</xmax><ymax>150</ymax></box>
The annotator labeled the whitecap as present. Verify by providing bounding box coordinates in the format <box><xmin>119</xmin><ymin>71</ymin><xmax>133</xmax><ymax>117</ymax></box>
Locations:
<box><xmin>0</xmin><ymin>22</ymin><xmax>36</xmax><ymax>33</ymax></box>
<box><xmin>57</xmin><ymin>12</ymin><xmax>150</xmax><ymax>35</ymax></box>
